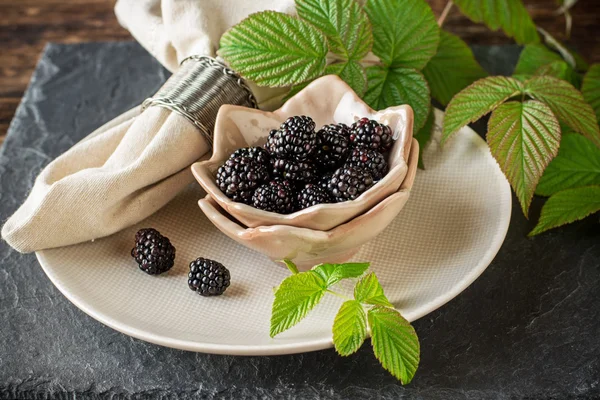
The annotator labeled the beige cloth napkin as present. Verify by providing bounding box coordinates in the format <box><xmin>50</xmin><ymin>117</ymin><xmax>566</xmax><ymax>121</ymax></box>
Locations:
<box><xmin>2</xmin><ymin>0</ymin><xmax>295</xmax><ymax>253</ymax></box>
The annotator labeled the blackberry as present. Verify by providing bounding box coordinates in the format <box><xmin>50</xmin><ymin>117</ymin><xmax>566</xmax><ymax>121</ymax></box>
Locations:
<box><xmin>328</xmin><ymin>167</ymin><xmax>374</xmax><ymax>202</ymax></box>
<box><xmin>252</xmin><ymin>179</ymin><xmax>297</xmax><ymax>214</ymax></box>
<box><xmin>346</xmin><ymin>148</ymin><xmax>388</xmax><ymax>180</ymax></box>
<box><xmin>188</xmin><ymin>258</ymin><xmax>231</xmax><ymax>296</ymax></box>
<box><xmin>231</xmin><ymin>147</ymin><xmax>271</xmax><ymax>166</ymax></box>
<box><xmin>131</xmin><ymin>228</ymin><xmax>176</xmax><ymax>275</ymax></box>
<box><xmin>265</xmin><ymin>129</ymin><xmax>280</xmax><ymax>154</ymax></box>
<box><xmin>271</xmin><ymin>116</ymin><xmax>317</xmax><ymax>160</ymax></box>
<box><xmin>314</xmin><ymin>124</ymin><xmax>351</xmax><ymax>171</ymax></box>
<box><xmin>272</xmin><ymin>158</ymin><xmax>317</xmax><ymax>183</ymax></box>
<box><xmin>349</xmin><ymin>118</ymin><xmax>394</xmax><ymax>152</ymax></box>
<box><xmin>298</xmin><ymin>183</ymin><xmax>333</xmax><ymax>210</ymax></box>
<box><xmin>318</xmin><ymin>171</ymin><xmax>333</xmax><ymax>190</ymax></box>
<box><xmin>216</xmin><ymin>156</ymin><xmax>269</xmax><ymax>204</ymax></box>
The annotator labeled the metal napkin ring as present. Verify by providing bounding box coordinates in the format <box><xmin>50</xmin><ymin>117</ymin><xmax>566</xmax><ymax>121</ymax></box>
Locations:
<box><xmin>141</xmin><ymin>56</ymin><xmax>258</xmax><ymax>148</ymax></box>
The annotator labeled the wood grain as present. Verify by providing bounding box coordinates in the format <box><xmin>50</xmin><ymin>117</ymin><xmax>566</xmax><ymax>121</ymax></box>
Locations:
<box><xmin>1</xmin><ymin>0</ymin><xmax>599</xmax><ymax>146</ymax></box>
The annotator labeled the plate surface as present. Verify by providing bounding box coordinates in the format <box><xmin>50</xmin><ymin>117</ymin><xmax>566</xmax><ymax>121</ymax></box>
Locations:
<box><xmin>36</xmin><ymin>110</ymin><xmax>511</xmax><ymax>355</ymax></box>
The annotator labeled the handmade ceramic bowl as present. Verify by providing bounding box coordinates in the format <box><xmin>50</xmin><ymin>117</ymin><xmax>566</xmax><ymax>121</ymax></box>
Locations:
<box><xmin>198</xmin><ymin>139</ymin><xmax>418</xmax><ymax>270</ymax></box>
<box><xmin>191</xmin><ymin>75</ymin><xmax>414</xmax><ymax>231</ymax></box>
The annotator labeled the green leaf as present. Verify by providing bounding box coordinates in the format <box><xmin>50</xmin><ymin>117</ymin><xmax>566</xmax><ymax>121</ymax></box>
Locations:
<box><xmin>442</xmin><ymin>76</ymin><xmax>525</xmax><ymax>144</ymax></box>
<box><xmin>368</xmin><ymin>306</ymin><xmax>420</xmax><ymax>384</ymax></box>
<box><xmin>332</xmin><ymin>300</ymin><xmax>367</xmax><ymax>356</ymax></box>
<box><xmin>312</xmin><ymin>262</ymin><xmax>370</xmax><ymax>287</ymax></box>
<box><xmin>534</xmin><ymin>61</ymin><xmax>582</xmax><ymax>89</ymax></box>
<box><xmin>270</xmin><ymin>271</ymin><xmax>327</xmax><ymax>337</ymax></box>
<box><xmin>422</xmin><ymin>31</ymin><xmax>487</xmax><ymax>106</ymax></box>
<box><xmin>354</xmin><ymin>272</ymin><xmax>394</xmax><ymax>307</ymax></box>
<box><xmin>487</xmin><ymin>100</ymin><xmax>561</xmax><ymax>216</ymax></box>
<box><xmin>295</xmin><ymin>0</ymin><xmax>372</xmax><ymax>60</ymax></box>
<box><xmin>452</xmin><ymin>0</ymin><xmax>539</xmax><ymax>45</ymax></box>
<box><xmin>326</xmin><ymin>61</ymin><xmax>367</xmax><ymax>96</ymax></box>
<box><xmin>218</xmin><ymin>11</ymin><xmax>328</xmax><ymax>87</ymax></box>
<box><xmin>525</xmin><ymin>76</ymin><xmax>600</xmax><ymax>148</ymax></box>
<box><xmin>415</xmin><ymin>107</ymin><xmax>435</xmax><ymax>169</ymax></box>
<box><xmin>280</xmin><ymin>259</ymin><xmax>299</xmax><ymax>274</ymax></box>
<box><xmin>364</xmin><ymin>66</ymin><xmax>430</xmax><ymax>130</ymax></box>
<box><xmin>514</xmin><ymin>44</ymin><xmax>563</xmax><ymax>75</ymax></box>
<box><xmin>529</xmin><ymin>186</ymin><xmax>600</xmax><ymax>236</ymax></box>
<box><xmin>536</xmin><ymin>134</ymin><xmax>600</xmax><ymax>196</ymax></box>
<box><xmin>364</xmin><ymin>0</ymin><xmax>440</xmax><ymax>70</ymax></box>
<box><xmin>582</xmin><ymin>64</ymin><xmax>600</xmax><ymax>121</ymax></box>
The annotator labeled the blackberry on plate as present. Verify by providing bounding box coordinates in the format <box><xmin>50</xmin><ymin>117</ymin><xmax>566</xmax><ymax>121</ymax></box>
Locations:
<box><xmin>216</xmin><ymin>156</ymin><xmax>269</xmax><ymax>204</ymax></box>
<box><xmin>314</xmin><ymin>124</ymin><xmax>351</xmax><ymax>171</ymax></box>
<box><xmin>231</xmin><ymin>147</ymin><xmax>271</xmax><ymax>166</ymax></box>
<box><xmin>298</xmin><ymin>183</ymin><xmax>333</xmax><ymax>210</ymax></box>
<box><xmin>188</xmin><ymin>258</ymin><xmax>231</xmax><ymax>296</ymax></box>
<box><xmin>270</xmin><ymin>116</ymin><xmax>317</xmax><ymax>160</ymax></box>
<box><xmin>252</xmin><ymin>179</ymin><xmax>297</xmax><ymax>214</ymax></box>
<box><xmin>349</xmin><ymin>118</ymin><xmax>394</xmax><ymax>152</ymax></box>
<box><xmin>272</xmin><ymin>158</ymin><xmax>316</xmax><ymax>183</ymax></box>
<box><xmin>346</xmin><ymin>148</ymin><xmax>388</xmax><ymax>180</ymax></box>
<box><xmin>131</xmin><ymin>228</ymin><xmax>176</xmax><ymax>275</ymax></box>
<box><xmin>328</xmin><ymin>166</ymin><xmax>374</xmax><ymax>202</ymax></box>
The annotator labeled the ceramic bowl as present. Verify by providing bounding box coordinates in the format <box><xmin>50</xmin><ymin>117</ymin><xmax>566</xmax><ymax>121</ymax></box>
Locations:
<box><xmin>191</xmin><ymin>75</ymin><xmax>414</xmax><ymax>231</ymax></box>
<box><xmin>198</xmin><ymin>139</ymin><xmax>418</xmax><ymax>270</ymax></box>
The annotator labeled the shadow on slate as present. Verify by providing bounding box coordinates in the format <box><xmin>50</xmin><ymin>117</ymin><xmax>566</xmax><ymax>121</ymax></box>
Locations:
<box><xmin>0</xmin><ymin>42</ymin><xmax>599</xmax><ymax>400</ymax></box>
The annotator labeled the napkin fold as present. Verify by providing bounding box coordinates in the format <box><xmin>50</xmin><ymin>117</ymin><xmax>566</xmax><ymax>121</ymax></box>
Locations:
<box><xmin>2</xmin><ymin>0</ymin><xmax>295</xmax><ymax>253</ymax></box>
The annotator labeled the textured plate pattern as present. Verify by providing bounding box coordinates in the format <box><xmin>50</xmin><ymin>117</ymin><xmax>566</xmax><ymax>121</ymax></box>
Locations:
<box><xmin>36</xmin><ymin>110</ymin><xmax>511</xmax><ymax>355</ymax></box>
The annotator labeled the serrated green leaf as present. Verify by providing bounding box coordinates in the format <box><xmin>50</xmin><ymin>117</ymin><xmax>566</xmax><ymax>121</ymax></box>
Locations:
<box><xmin>296</xmin><ymin>0</ymin><xmax>372</xmax><ymax>60</ymax></box>
<box><xmin>487</xmin><ymin>100</ymin><xmax>561</xmax><ymax>216</ymax></box>
<box><xmin>453</xmin><ymin>0</ymin><xmax>539</xmax><ymax>45</ymax></box>
<box><xmin>280</xmin><ymin>259</ymin><xmax>299</xmax><ymax>274</ymax></box>
<box><xmin>422</xmin><ymin>31</ymin><xmax>487</xmax><ymax>106</ymax></box>
<box><xmin>442</xmin><ymin>76</ymin><xmax>524</xmax><ymax>144</ymax></box>
<box><xmin>582</xmin><ymin>64</ymin><xmax>600</xmax><ymax>121</ymax></box>
<box><xmin>514</xmin><ymin>44</ymin><xmax>563</xmax><ymax>75</ymax></box>
<box><xmin>312</xmin><ymin>262</ymin><xmax>370</xmax><ymax>287</ymax></box>
<box><xmin>525</xmin><ymin>76</ymin><xmax>600</xmax><ymax>148</ymax></box>
<box><xmin>415</xmin><ymin>107</ymin><xmax>435</xmax><ymax>169</ymax></box>
<box><xmin>529</xmin><ymin>186</ymin><xmax>600</xmax><ymax>236</ymax></box>
<box><xmin>534</xmin><ymin>61</ymin><xmax>582</xmax><ymax>88</ymax></box>
<box><xmin>332</xmin><ymin>300</ymin><xmax>367</xmax><ymax>356</ymax></box>
<box><xmin>364</xmin><ymin>66</ymin><xmax>430</xmax><ymax>130</ymax></box>
<box><xmin>368</xmin><ymin>306</ymin><xmax>420</xmax><ymax>384</ymax></box>
<box><xmin>218</xmin><ymin>11</ymin><xmax>327</xmax><ymax>87</ymax></box>
<box><xmin>364</xmin><ymin>0</ymin><xmax>440</xmax><ymax>70</ymax></box>
<box><xmin>536</xmin><ymin>134</ymin><xmax>600</xmax><ymax>196</ymax></box>
<box><xmin>326</xmin><ymin>61</ymin><xmax>367</xmax><ymax>95</ymax></box>
<box><xmin>354</xmin><ymin>272</ymin><xmax>394</xmax><ymax>307</ymax></box>
<box><xmin>270</xmin><ymin>271</ymin><xmax>327</xmax><ymax>337</ymax></box>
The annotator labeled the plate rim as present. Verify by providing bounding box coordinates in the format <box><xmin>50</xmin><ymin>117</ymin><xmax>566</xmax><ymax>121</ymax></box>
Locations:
<box><xmin>36</xmin><ymin>113</ymin><xmax>512</xmax><ymax>356</ymax></box>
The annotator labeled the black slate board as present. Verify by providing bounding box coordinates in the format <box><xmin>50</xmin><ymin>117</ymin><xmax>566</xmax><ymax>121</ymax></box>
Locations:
<box><xmin>0</xmin><ymin>42</ymin><xmax>599</xmax><ymax>400</ymax></box>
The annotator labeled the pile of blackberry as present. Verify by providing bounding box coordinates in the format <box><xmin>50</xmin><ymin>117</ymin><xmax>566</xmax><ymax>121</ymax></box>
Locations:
<box><xmin>216</xmin><ymin>116</ymin><xmax>395</xmax><ymax>214</ymax></box>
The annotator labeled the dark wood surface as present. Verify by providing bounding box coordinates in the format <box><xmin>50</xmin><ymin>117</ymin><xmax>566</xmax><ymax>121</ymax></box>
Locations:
<box><xmin>1</xmin><ymin>0</ymin><xmax>599</xmax><ymax>145</ymax></box>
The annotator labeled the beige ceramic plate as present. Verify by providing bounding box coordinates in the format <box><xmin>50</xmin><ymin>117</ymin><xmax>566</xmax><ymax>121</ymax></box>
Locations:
<box><xmin>36</xmin><ymin>110</ymin><xmax>511</xmax><ymax>355</ymax></box>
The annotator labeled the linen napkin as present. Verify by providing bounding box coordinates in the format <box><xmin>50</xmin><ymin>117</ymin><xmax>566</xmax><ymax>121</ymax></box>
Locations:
<box><xmin>2</xmin><ymin>0</ymin><xmax>295</xmax><ymax>253</ymax></box>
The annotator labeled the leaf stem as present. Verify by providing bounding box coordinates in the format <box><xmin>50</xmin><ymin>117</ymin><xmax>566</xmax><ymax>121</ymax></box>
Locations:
<box><xmin>438</xmin><ymin>1</ymin><xmax>453</xmax><ymax>27</ymax></box>
<box><xmin>326</xmin><ymin>289</ymin><xmax>352</xmax><ymax>301</ymax></box>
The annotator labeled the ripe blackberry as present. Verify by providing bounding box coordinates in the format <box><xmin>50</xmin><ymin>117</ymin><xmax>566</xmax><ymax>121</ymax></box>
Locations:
<box><xmin>271</xmin><ymin>116</ymin><xmax>317</xmax><ymax>160</ymax></box>
<box><xmin>318</xmin><ymin>171</ymin><xmax>333</xmax><ymax>190</ymax></box>
<box><xmin>265</xmin><ymin>129</ymin><xmax>280</xmax><ymax>154</ymax></box>
<box><xmin>252</xmin><ymin>179</ymin><xmax>297</xmax><ymax>214</ymax></box>
<box><xmin>188</xmin><ymin>258</ymin><xmax>231</xmax><ymax>296</ymax></box>
<box><xmin>350</xmin><ymin>118</ymin><xmax>394</xmax><ymax>152</ymax></box>
<box><xmin>315</xmin><ymin>124</ymin><xmax>351</xmax><ymax>170</ymax></box>
<box><xmin>216</xmin><ymin>156</ymin><xmax>269</xmax><ymax>204</ymax></box>
<box><xmin>272</xmin><ymin>158</ymin><xmax>316</xmax><ymax>183</ymax></box>
<box><xmin>346</xmin><ymin>148</ymin><xmax>388</xmax><ymax>180</ymax></box>
<box><xmin>298</xmin><ymin>183</ymin><xmax>333</xmax><ymax>210</ymax></box>
<box><xmin>328</xmin><ymin>167</ymin><xmax>374</xmax><ymax>202</ymax></box>
<box><xmin>231</xmin><ymin>147</ymin><xmax>271</xmax><ymax>166</ymax></box>
<box><xmin>131</xmin><ymin>228</ymin><xmax>176</xmax><ymax>275</ymax></box>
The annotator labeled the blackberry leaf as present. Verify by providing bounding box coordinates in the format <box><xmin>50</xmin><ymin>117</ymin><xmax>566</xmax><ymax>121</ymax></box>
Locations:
<box><xmin>354</xmin><ymin>272</ymin><xmax>394</xmax><ymax>307</ymax></box>
<box><xmin>332</xmin><ymin>300</ymin><xmax>367</xmax><ymax>356</ymax></box>
<box><xmin>582</xmin><ymin>64</ymin><xmax>600</xmax><ymax>121</ymax></box>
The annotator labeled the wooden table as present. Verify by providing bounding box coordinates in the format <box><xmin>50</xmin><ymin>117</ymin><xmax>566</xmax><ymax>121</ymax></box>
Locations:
<box><xmin>1</xmin><ymin>0</ymin><xmax>599</xmax><ymax>145</ymax></box>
